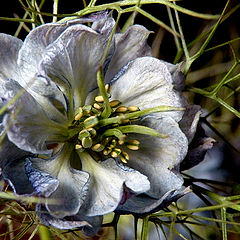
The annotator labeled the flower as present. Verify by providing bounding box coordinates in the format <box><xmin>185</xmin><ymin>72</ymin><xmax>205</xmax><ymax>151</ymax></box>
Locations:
<box><xmin>0</xmin><ymin>12</ymin><xmax>214</xmax><ymax>236</ymax></box>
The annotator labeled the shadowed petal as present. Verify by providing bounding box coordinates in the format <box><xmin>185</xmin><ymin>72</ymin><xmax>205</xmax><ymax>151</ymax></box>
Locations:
<box><xmin>37</xmin><ymin>204</ymin><xmax>103</xmax><ymax>236</ymax></box>
<box><xmin>0</xmin><ymin>33</ymin><xmax>22</xmax><ymax>83</ymax></box>
<box><xmin>78</xmin><ymin>152</ymin><xmax>150</xmax><ymax>216</ymax></box>
<box><xmin>179</xmin><ymin>105</ymin><xmax>202</xmax><ymax>143</ymax></box>
<box><xmin>181</xmin><ymin>126</ymin><xmax>215</xmax><ymax>171</ymax></box>
<box><xmin>109</xmin><ymin>57</ymin><xmax>186</xmax><ymax>122</ymax></box>
<box><xmin>25</xmin><ymin>159</ymin><xmax>59</xmax><ymax>197</ymax></box>
<box><xmin>123</xmin><ymin>115</ymin><xmax>188</xmax><ymax>199</ymax></box>
<box><xmin>2</xmin><ymin>79</ymin><xmax>68</xmax><ymax>154</ymax></box>
<box><xmin>104</xmin><ymin>25</ymin><xmax>152</xmax><ymax>82</ymax></box>
<box><xmin>30</xmin><ymin>145</ymin><xmax>90</xmax><ymax>218</ymax></box>
<box><xmin>116</xmin><ymin>187</ymin><xmax>191</xmax><ymax>214</ymax></box>
<box><xmin>0</xmin><ymin>135</ymin><xmax>33</xmax><ymax>195</ymax></box>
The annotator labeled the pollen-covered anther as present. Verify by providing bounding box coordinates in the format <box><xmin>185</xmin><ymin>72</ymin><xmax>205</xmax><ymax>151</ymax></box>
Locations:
<box><xmin>120</xmin><ymin>151</ymin><xmax>130</xmax><ymax>163</ymax></box>
<box><xmin>84</xmin><ymin>116</ymin><xmax>99</xmax><ymax>128</ymax></box>
<box><xmin>78</xmin><ymin>129</ymin><xmax>90</xmax><ymax>141</ymax></box>
<box><xmin>118</xmin><ymin>140</ymin><xmax>125</xmax><ymax>145</ymax></box>
<box><xmin>82</xmin><ymin>136</ymin><xmax>93</xmax><ymax>148</ymax></box>
<box><xmin>109</xmin><ymin>100</ymin><xmax>121</xmax><ymax>108</ymax></box>
<box><xmin>111</xmin><ymin>148</ymin><xmax>121</xmax><ymax>158</ymax></box>
<box><xmin>88</xmin><ymin>127</ymin><xmax>96</xmax><ymax>137</ymax></box>
<box><xmin>93</xmin><ymin>103</ymin><xmax>102</xmax><ymax>110</ymax></box>
<box><xmin>115</xmin><ymin>106</ymin><xmax>128</xmax><ymax>113</ymax></box>
<box><xmin>91</xmin><ymin>143</ymin><xmax>105</xmax><ymax>152</ymax></box>
<box><xmin>127</xmin><ymin>106</ymin><xmax>140</xmax><ymax>112</ymax></box>
<box><xmin>105</xmin><ymin>84</ymin><xmax>110</xmax><ymax>93</ymax></box>
<box><xmin>95</xmin><ymin>95</ymin><xmax>104</xmax><ymax>103</ymax></box>
<box><xmin>75</xmin><ymin>144</ymin><xmax>83</xmax><ymax>150</ymax></box>
<box><xmin>126</xmin><ymin>139</ymin><xmax>140</xmax><ymax>151</ymax></box>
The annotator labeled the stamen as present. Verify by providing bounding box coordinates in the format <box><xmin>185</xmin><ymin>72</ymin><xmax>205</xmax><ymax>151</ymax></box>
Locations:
<box><xmin>105</xmin><ymin>84</ymin><xmax>110</xmax><ymax>93</ymax></box>
<box><xmin>78</xmin><ymin>129</ymin><xmax>90</xmax><ymax>140</ymax></box>
<box><xmin>95</xmin><ymin>95</ymin><xmax>104</xmax><ymax>103</ymax></box>
<box><xmin>91</xmin><ymin>143</ymin><xmax>105</xmax><ymax>152</ymax></box>
<box><xmin>75</xmin><ymin>112</ymin><xmax>83</xmax><ymax>121</ymax></box>
<box><xmin>116</xmin><ymin>106</ymin><xmax>128</xmax><ymax>113</ymax></box>
<box><xmin>93</xmin><ymin>103</ymin><xmax>102</xmax><ymax>110</ymax></box>
<box><xmin>128</xmin><ymin>106</ymin><xmax>140</xmax><ymax>112</ymax></box>
<box><xmin>126</xmin><ymin>145</ymin><xmax>139</xmax><ymax>151</ymax></box>
<box><xmin>75</xmin><ymin>144</ymin><xmax>83</xmax><ymax>150</ymax></box>
<box><xmin>120</xmin><ymin>152</ymin><xmax>130</xmax><ymax>163</ymax></box>
<box><xmin>110</xmin><ymin>100</ymin><xmax>121</xmax><ymax>108</ymax></box>
<box><xmin>84</xmin><ymin>116</ymin><xmax>99</xmax><ymax>128</ymax></box>
<box><xmin>111</xmin><ymin>148</ymin><xmax>121</xmax><ymax>158</ymax></box>
<box><xmin>82</xmin><ymin>136</ymin><xmax>93</xmax><ymax>148</ymax></box>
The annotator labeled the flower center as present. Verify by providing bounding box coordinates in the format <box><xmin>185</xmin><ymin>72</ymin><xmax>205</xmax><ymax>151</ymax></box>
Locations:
<box><xmin>69</xmin><ymin>85</ymin><xmax>141</xmax><ymax>163</ymax></box>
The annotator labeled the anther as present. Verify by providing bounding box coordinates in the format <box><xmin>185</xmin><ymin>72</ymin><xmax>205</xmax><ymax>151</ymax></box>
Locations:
<box><xmin>116</xmin><ymin>106</ymin><xmax>128</xmax><ymax>113</ymax></box>
<box><xmin>120</xmin><ymin>152</ymin><xmax>130</xmax><ymax>163</ymax></box>
<box><xmin>75</xmin><ymin>144</ymin><xmax>83</xmax><ymax>151</ymax></box>
<box><xmin>111</xmin><ymin>148</ymin><xmax>121</xmax><ymax>158</ymax></box>
<box><xmin>93</xmin><ymin>103</ymin><xmax>102</xmax><ymax>110</ymax></box>
<box><xmin>83</xmin><ymin>105</ymin><xmax>92</xmax><ymax>114</ymax></box>
<box><xmin>105</xmin><ymin>84</ymin><xmax>110</xmax><ymax>93</ymax></box>
<box><xmin>118</xmin><ymin>140</ymin><xmax>125</xmax><ymax>145</ymax></box>
<box><xmin>95</xmin><ymin>95</ymin><xmax>104</xmax><ymax>103</ymax></box>
<box><xmin>75</xmin><ymin>112</ymin><xmax>83</xmax><ymax>121</ymax></box>
<box><xmin>82</xmin><ymin>137</ymin><xmax>93</xmax><ymax>148</ymax></box>
<box><xmin>91</xmin><ymin>143</ymin><xmax>104</xmax><ymax>152</ymax></box>
<box><xmin>78</xmin><ymin>129</ymin><xmax>90</xmax><ymax>141</ymax></box>
<box><xmin>126</xmin><ymin>145</ymin><xmax>139</xmax><ymax>151</ymax></box>
<box><xmin>109</xmin><ymin>100</ymin><xmax>121</xmax><ymax>108</ymax></box>
<box><xmin>84</xmin><ymin>116</ymin><xmax>99</xmax><ymax>128</ymax></box>
<box><xmin>128</xmin><ymin>106</ymin><xmax>140</xmax><ymax>112</ymax></box>
<box><xmin>88</xmin><ymin>127</ymin><xmax>96</xmax><ymax>137</ymax></box>
<box><xmin>127</xmin><ymin>139</ymin><xmax>140</xmax><ymax>145</ymax></box>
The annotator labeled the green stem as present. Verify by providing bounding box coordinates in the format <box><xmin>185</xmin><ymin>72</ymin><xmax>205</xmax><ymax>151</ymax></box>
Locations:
<box><xmin>39</xmin><ymin>225</ymin><xmax>52</xmax><ymax>240</ymax></box>
<box><xmin>97</xmin><ymin>67</ymin><xmax>112</xmax><ymax>119</ymax></box>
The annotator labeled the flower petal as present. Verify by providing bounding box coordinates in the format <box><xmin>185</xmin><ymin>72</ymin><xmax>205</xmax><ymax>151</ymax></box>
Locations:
<box><xmin>123</xmin><ymin>115</ymin><xmax>188</xmax><ymax>199</ymax></box>
<box><xmin>30</xmin><ymin>145</ymin><xmax>90</xmax><ymax>218</ymax></box>
<box><xmin>25</xmin><ymin>158</ymin><xmax>59</xmax><ymax>197</ymax></box>
<box><xmin>181</xmin><ymin>126</ymin><xmax>215</xmax><ymax>171</ymax></box>
<box><xmin>104</xmin><ymin>25</ymin><xmax>152</xmax><ymax>82</ymax></box>
<box><xmin>0</xmin><ymin>135</ymin><xmax>33</xmax><ymax>195</ymax></box>
<box><xmin>0</xmin><ymin>33</ymin><xmax>22</xmax><ymax>83</ymax></box>
<box><xmin>39</xmin><ymin>17</ymin><xmax>115</xmax><ymax>108</ymax></box>
<box><xmin>37</xmin><ymin>204</ymin><xmax>103</xmax><ymax>236</ymax></box>
<box><xmin>179</xmin><ymin>105</ymin><xmax>202</xmax><ymax>143</ymax></box>
<box><xmin>116</xmin><ymin>187</ymin><xmax>191</xmax><ymax>214</ymax></box>
<box><xmin>3</xmin><ymin>79</ymin><xmax>68</xmax><ymax>154</ymax></box>
<box><xmin>109</xmin><ymin>57</ymin><xmax>186</xmax><ymax>122</ymax></box>
<box><xmin>78</xmin><ymin>152</ymin><xmax>150</xmax><ymax>216</ymax></box>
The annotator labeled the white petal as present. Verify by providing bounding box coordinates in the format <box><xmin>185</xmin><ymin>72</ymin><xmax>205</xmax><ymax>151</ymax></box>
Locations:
<box><xmin>39</xmin><ymin>19</ymin><xmax>115</xmax><ymax>109</ymax></box>
<box><xmin>78</xmin><ymin>152</ymin><xmax>150</xmax><ymax>216</ymax></box>
<box><xmin>31</xmin><ymin>145</ymin><xmax>90</xmax><ymax>218</ymax></box>
<box><xmin>3</xmin><ymin>79</ymin><xmax>68</xmax><ymax>154</ymax></box>
<box><xmin>37</xmin><ymin>204</ymin><xmax>103</xmax><ymax>236</ymax></box>
<box><xmin>0</xmin><ymin>33</ymin><xmax>22</xmax><ymax>83</ymax></box>
<box><xmin>104</xmin><ymin>25</ymin><xmax>152</xmax><ymax>82</ymax></box>
<box><xmin>123</xmin><ymin>115</ymin><xmax>188</xmax><ymax>199</ymax></box>
<box><xmin>109</xmin><ymin>57</ymin><xmax>186</xmax><ymax>122</ymax></box>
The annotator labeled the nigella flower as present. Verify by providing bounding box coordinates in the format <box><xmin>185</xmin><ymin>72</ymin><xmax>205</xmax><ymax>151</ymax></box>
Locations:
<box><xmin>0</xmin><ymin>12</ymin><xmax>214</xmax><ymax>236</ymax></box>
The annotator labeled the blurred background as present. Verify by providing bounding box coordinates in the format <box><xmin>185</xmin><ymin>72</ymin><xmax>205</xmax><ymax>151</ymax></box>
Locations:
<box><xmin>0</xmin><ymin>0</ymin><xmax>240</xmax><ymax>239</ymax></box>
